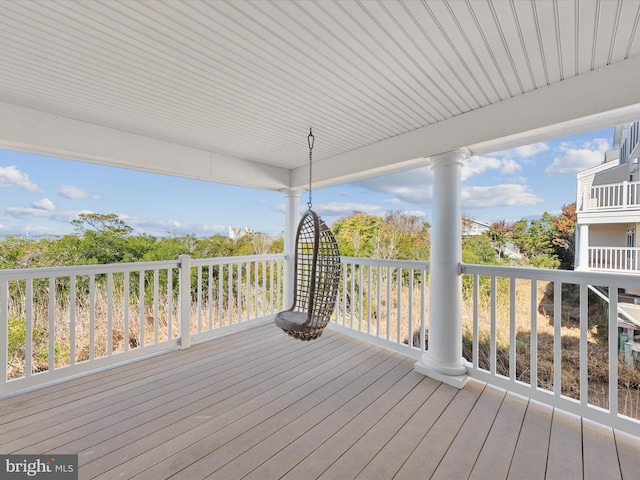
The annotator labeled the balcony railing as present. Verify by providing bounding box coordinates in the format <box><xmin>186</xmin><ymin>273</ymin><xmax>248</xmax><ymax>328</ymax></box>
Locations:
<box><xmin>588</xmin><ymin>246</ymin><xmax>640</xmax><ymax>272</ymax></box>
<box><xmin>460</xmin><ymin>264</ymin><xmax>640</xmax><ymax>436</ymax></box>
<box><xmin>0</xmin><ymin>254</ymin><xmax>285</xmax><ymax>396</ymax></box>
<box><xmin>331</xmin><ymin>257</ymin><xmax>428</xmax><ymax>356</ymax></box>
<box><xmin>2</xmin><ymin>255</ymin><xmax>640</xmax><ymax>436</ymax></box>
<box><xmin>580</xmin><ymin>180</ymin><xmax>640</xmax><ymax>211</ymax></box>
<box><xmin>334</xmin><ymin>257</ymin><xmax>640</xmax><ymax>436</ymax></box>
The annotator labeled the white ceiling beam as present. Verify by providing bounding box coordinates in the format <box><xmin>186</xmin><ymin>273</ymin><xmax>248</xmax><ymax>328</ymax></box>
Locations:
<box><xmin>295</xmin><ymin>55</ymin><xmax>640</xmax><ymax>190</ymax></box>
<box><xmin>0</xmin><ymin>102</ymin><xmax>290</xmax><ymax>190</ymax></box>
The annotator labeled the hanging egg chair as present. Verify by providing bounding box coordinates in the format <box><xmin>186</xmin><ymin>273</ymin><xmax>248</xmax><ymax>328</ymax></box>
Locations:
<box><xmin>275</xmin><ymin>130</ymin><xmax>341</xmax><ymax>340</ymax></box>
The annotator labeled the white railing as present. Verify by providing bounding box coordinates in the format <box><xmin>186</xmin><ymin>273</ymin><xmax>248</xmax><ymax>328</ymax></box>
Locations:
<box><xmin>330</xmin><ymin>257</ymin><xmax>640</xmax><ymax>436</ymax></box>
<box><xmin>190</xmin><ymin>255</ymin><xmax>284</xmax><ymax>343</ymax></box>
<box><xmin>588</xmin><ymin>246</ymin><xmax>640</xmax><ymax>272</ymax></box>
<box><xmin>0</xmin><ymin>254</ymin><xmax>284</xmax><ymax>396</ymax></box>
<box><xmin>461</xmin><ymin>264</ymin><xmax>640</xmax><ymax>436</ymax></box>
<box><xmin>4</xmin><ymin>254</ymin><xmax>640</xmax><ymax>435</ymax></box>
<box><xmin>330</xmin><ymin>257</ymin><xmax>428</xmax><ymax>357</ymax></box>
<box><xmin>581</xmin><ymin>180</ymin><xmax>640</xmax><ymax>211</ymax></box>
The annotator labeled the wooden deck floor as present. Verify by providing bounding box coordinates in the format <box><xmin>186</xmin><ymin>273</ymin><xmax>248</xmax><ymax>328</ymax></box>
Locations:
<box><xmin>2</xmin><ymin>324</ymin><xmax>640</xmax><ymax>479</ymax></box>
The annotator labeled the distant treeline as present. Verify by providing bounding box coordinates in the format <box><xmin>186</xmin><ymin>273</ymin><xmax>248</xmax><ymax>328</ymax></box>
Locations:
<box><xmin>1</xmin><ymin>205</ymin><xmax>576</xmax><ymax>270</ymax></box>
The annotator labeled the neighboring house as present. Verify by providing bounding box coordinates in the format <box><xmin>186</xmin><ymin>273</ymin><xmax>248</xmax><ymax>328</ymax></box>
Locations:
<box><xmin>462</xmin><ymin>219</ymin><xmax>490</xmax><ymax>237</ymax></box>
<box><xmin>462</xmin><ymin>218</ymin><xmax>522</xmax><ymax>259</ymax></box>
<box><xmin>228</xmin><ymin>226</ymin><xmax>253</xmax><ymax>240</ymax></box>
<box><xmin>576</xmin><ymin>121</ymin><xmax>640</xmax><ymax>274</ymax></box>
<box><xmin>576</xmin><ymin>121</ymin><xmax>640</xmax><ymax>364</ymax></box>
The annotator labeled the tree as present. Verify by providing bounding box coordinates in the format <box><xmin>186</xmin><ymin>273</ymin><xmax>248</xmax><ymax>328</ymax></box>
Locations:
<box><xmin>551</xmin><ymin>202</ymin><xmax>576</xmax><ymax>269</ymax></box>
<box><xmin>71</xmin><ymin>213</ymin><xmax>133</xmax><ymax>236</ymax></box>
<box><xmin>375</xmin><ymin>211</ymin><xmax>429</xmax><ymax>260</ymax></box>
<box><xmin>332</xmin><ymin>212</ymin><xmax>383</xmax><ymax>257</ymax></box>
<box><xmin>71</xmin><ymin>213</ymin><xmax>135</xmax><ymax>264</ymax></box>
<box><xmin>249</xmin><ymin>232</ymin><xmax>277</xmax><ymax>255</ymax></box>
<box><xmin>487</xmin><ymin>220</ymin><xmax>512</xmax><ymax>259</ymax></box>
<box><xmin>462</xmin><ymin>235</ymin><xmax>497</xmax><ymax>265</ymax></box>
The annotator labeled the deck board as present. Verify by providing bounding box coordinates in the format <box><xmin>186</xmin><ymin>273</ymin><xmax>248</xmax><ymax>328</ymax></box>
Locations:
<box><xmin>546</xmin><ymin>409</ymin><xmax>583</xmax><ymax>479</ymax></box>
<box><xmin>615</xmin><ymin>429</ymin><xmax>640</xmax><ymax>479</ymax></box>
<box><xmin>392</xmin><ymin>379</ymin><xmax>485</xmax><ymax>479</ymax></box>
<box><xmin>299</xmin><ymin>375</ymin><xmax>440</xmax><ymax>480</ymax></box>
<box><xmin>469</xmin><ymin>390</ymin><xmax>529</xmax><ymax>480</ymax></box>
<box><xmin>352</xmin><ymin>383</ymin><xmax>458</xmax><ymax>480</ymax></box>
<box><xmin>508</xmin><ymin>399</ymin><xmax>553</xmax><ymax>479</ymax></box>
<box><xmin>431</xmin><ymin>383</ymin><xmax>506</xmax><ymax>479</ymax></box>
<box><xmin>582</xmin><ymin>418</ymin><xmax>622</xmax><ymax>480</ymax></box>
<box><xmin>1</xmin><ymin>323</ymin><xmax>639</xmax><ymax>479</ymax></box>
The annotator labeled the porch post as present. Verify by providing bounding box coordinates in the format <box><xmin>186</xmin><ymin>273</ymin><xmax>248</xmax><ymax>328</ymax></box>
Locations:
<box><xmin>414</xmin><ymin>149</ymin><xmax>470</xmax><ymax>388</ymax></box>
<box><xmin>283</xmin><ymin>189</ymin><xmax>302</xmax><ymax>309</ymax></box>
<box><xmin>576</xmin><ymin>223</ymin><xmax>589</xmax><ymax>271</ymax></box>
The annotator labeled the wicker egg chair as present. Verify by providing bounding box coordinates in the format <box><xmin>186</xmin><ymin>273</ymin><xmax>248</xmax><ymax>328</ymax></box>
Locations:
<box><xmin>275</xmin><ymin>209</ymin><xmax>341</xmax><ymax>340</ymax></box>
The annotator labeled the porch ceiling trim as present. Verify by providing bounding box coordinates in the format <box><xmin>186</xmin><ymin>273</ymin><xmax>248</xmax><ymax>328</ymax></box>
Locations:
<box><xmin>0</xmin><ymin>101</ymin><xmax>290</xmax><ymax>190</ymax></box>
<box><xmin>296</xmin><ymin>54</ymin><xmax>640</xmax><ymax>189</ymax></box>
<box><xmin>3</xmin><ymin>54</ymin><xmax>640</xmax><ymax>192</ymax></box>
<box><xmin>2</xmin><ymin>1</ymin><xmax>640</xmax><ymax>192</ymax></box>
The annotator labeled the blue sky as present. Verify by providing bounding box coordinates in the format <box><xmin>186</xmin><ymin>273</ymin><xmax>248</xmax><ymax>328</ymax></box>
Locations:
<box><xmin>0</xmin><ymin>126</ymin><xmax>614</xmax><ymax>238</ymax></box>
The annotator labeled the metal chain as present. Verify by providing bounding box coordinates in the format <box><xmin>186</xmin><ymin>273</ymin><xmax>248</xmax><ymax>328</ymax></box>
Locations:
<box><xmin>307</xmin><ymin>128</ymin><xmax>314</xmax><ymax>210</ymax></box>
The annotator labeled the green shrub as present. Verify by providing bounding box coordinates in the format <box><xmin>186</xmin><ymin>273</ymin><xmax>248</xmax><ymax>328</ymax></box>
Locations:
<box><xmin>7</xmin><ymin>317</ymin><xmax>49</xmax><ymax>374</ymax></box>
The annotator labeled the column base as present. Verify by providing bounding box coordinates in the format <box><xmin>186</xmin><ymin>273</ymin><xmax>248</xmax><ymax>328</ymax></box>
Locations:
<box><xmin>414</xmin><ymin>352</ymin><xmax>469</xmax><ymax>389</ymax></box>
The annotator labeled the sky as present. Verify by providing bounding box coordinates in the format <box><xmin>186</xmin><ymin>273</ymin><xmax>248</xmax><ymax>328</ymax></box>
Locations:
<box><xmin>0</xmin><ymin>126</ymin><xmax>614</xmax><ymax>239</ymax></box>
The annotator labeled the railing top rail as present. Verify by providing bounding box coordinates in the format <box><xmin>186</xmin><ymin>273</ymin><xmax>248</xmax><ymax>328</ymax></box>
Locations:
<box><xmin>461</xmin><ymin>262</ymin><xmax>640</xmax><ymax>286</ymax></box>
<box><xmin>191</xmin><ymin>254</ymin><xmax>284</xmax><ymax>267</ymax></box>
<box><xmin>0</xmin><ymin>254</ymin><xmax>285</xmax><ymax>281</ymax></box>
<box><xmin>340</xmin><ymin>256</ymin><xmax>429</xmax><ymax>269</ymax></box>
<box><xmin>0</xmin><ymin>259</ymin><xmax>181</xmax><ymax>280</ymax></box>
<box><xmin>587</xmin><ymin>180</ymin><xmax>640</xmax><ymax>189</ymax></box>
<box><xmin>589</xmin><ymin>246</ymin><xmax>640</xmax><ymax>251</ymax></box>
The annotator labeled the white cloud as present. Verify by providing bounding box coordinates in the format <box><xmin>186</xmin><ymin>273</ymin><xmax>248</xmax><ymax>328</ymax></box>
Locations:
<box><xmin>0</xmin><ymin>224</ymin><xmax>66</xmax><ymax>236</ymax></box>
<box><xmin>274</xmin><ymin>196</ymin><xmax>404</xmax><ymax>221</ymax></box>
<box><xmin>192</xmin><ymin>224</ymin><xmax>228</xmax><ymax>235</ymax></box>
<box><xmin>462</xmin><ymin>157</ymin><xmax>503</xmax><ymax>180</ymax></box>
<box><xmin>512</xmin><ymin>142</ymin><xmax>549</xmax><ymax>157</ymax></box>
<box><xmin>545</xmin><ymin>137</ymin><xmax>610</xmax><ymax>175</ymax></box>
<box><xmin>116</xmin><ymin>214</ymin><xmax>228</xmax><ymax>237</ymax></box>
<box><xmin>118</xmin><ymin>215</ymin><xmax>180</xmax><ymax>233</ymax></box>
<box><xmin>6</xmin><ymin>207</ymin><xmax>89</xmax><ymax>223</ymax></box>
<box><xmin>353</xmin><ymin>168</ymin><xmax>434</xmax><ymax>205</ymax></box>
<box><xmin>500</xmin><ymin>158</ymin><xmax>521</xmax><ymax>174</ymax></box>
<box><xmin>0</xmin><ymin>165</ymin><xmax>38</xmax><ymax>191</ymax></box>
<box><xmin>33</xmin><ymin>198</ymin><xmax>55</xmax><ymax>211</ymax></box>
<box><xmin>58</xmin><ymin>184</ymin><xmax>97</xmax><ymax>199</ymax></box>
<box><xmin>355</xmin><ymin>160</ymin><xmax>530</xmax><ymax>206</ymax></box>
<box><xmin>314</xmin><ymin>202</ymin><xmax>382</xmax><ymax>217</ymax></box>
<box><xmin>463</xmin><ymin>155</ymin><xmax>523</xmax><ymax>180</ymax></box>
<box><xmin>461</xmin><ymin>184</ymin><xmax>543</xmax><ymax>208</ymax></box>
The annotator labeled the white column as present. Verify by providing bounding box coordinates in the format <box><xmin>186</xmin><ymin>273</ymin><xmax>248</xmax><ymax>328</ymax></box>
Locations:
<box><xmin>283</xmin><ymin>189</ymin><xmax>302</xmax><ymax>309</ymax></box>
<box><xmin>576</xmin><ymin>223</ymin><xmax>590</xmax><ymax>271</ymax></box>
<box><xmin>414</xmin><ymin>149</ymin><xmax>470</xmax><ymax>388</ymax></box>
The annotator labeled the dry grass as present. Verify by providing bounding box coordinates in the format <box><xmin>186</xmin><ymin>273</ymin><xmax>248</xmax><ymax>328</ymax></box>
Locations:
<box><xmin>461</xmin><ymin>277</ymin><xmax>640</xmax><ymax>418</ymax></box>
<box><xmin>6</xmin><ymin>284</ymin><xmax>273</xmax><ymax>379</ymax></box>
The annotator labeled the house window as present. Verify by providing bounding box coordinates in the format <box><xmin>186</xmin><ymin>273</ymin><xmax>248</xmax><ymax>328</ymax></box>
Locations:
<box><xmin>627</xmin><ymin>227</ymin><xmax>637</xmax><ymax>270</ymax></box>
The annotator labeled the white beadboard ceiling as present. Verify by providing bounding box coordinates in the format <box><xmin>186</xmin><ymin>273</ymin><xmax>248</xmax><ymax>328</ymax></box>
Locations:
<box><xmin>1</xmin><ymin>0</ymin><xmax>640</xmax><ymax>190</ymax></box>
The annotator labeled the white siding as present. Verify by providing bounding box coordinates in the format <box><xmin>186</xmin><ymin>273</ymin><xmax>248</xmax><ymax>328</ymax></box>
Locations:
<box><xmin>590</xmin><ymin>224</ymin><xmax>627</xmax><ymax>247</ymax></box>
